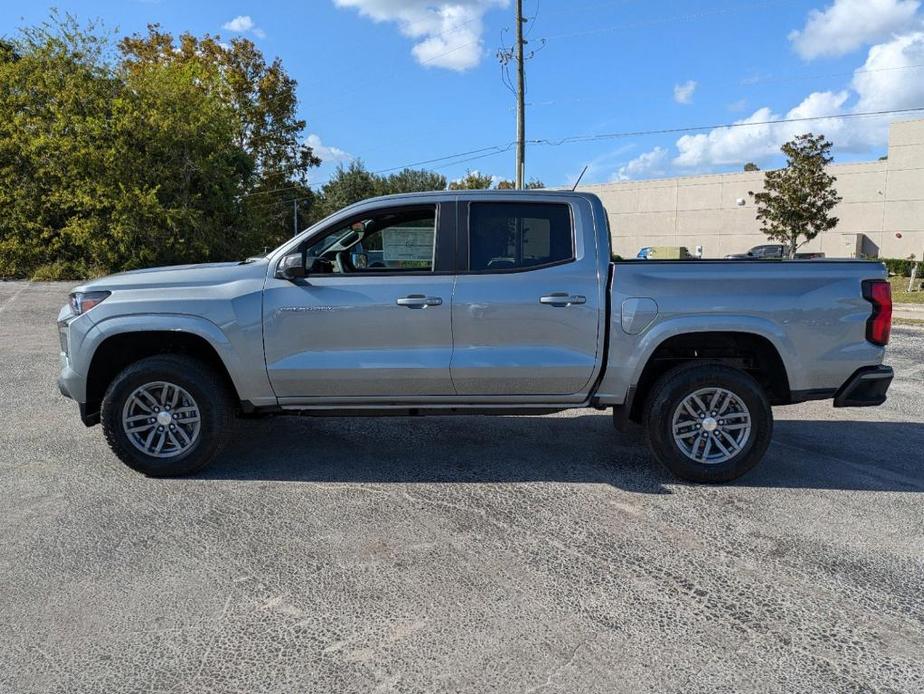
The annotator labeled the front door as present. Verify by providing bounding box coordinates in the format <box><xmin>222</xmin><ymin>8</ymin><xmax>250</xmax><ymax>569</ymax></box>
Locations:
<box><xmin>263</xmin><ymin>203</ymin><xmax>456</xmax><ymax>402</ymax></box>
<box><xmin>450</xmin><ymin>199</ymin><xmax>602</xmax><ymax>397</ymax></box>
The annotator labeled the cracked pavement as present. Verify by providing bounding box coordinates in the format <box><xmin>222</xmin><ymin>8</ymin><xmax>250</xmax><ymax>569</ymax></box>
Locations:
<box><xmin>1</xmin><ymin>281</ymin><xmax>923</xmax><ymax>693</ymax></box>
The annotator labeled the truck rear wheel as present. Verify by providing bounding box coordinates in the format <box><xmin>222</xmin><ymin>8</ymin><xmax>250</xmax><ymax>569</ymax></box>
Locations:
<box><xmin>100</xmin><ymin>355</ymin><xmax>234</xmax><ymax>477</ymax></box>
<box><xmin>643</xmin><ymin>362</ymin><xmax>773</xmax><ymax>483</ymax></box>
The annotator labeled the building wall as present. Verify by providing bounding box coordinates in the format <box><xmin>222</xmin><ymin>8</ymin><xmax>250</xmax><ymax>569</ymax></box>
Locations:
<box><xmin>578</xmin><ymin>118</ymin><xmax>924</xmax><ymax>259</ymax></box>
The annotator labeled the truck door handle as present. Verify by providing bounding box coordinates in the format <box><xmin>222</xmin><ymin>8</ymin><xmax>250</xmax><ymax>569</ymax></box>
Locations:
<box><xmin>396</xmin><ymin>294</ymin><xmax>443</xmax><ymax>308</ymax></box>
<box><xmin>539</xmin><ymin>293</ymin><xmax>586</xmax><ymax>307</ymax></box>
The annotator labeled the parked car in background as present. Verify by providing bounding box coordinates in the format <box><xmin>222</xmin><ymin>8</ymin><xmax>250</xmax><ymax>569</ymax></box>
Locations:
<box><xmin>58</xmin><ymin>191</ymin><xmax>893</xmax><ymax>484</ymax></box>
<box><xmin>726</xmin><ymin>244</ymin><xmax>825</xmax><ymax>260</ymax></box>
<box><xmin>637</xmin><ymin>245</ymin><xmax>695</xmax><ymax>259</ymax></box>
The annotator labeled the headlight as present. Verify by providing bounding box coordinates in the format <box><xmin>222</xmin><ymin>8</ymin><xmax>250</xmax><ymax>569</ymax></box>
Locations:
<box><xmin>69</xmin><ymin>291</ymin><xmax>111</xmax><ymax>315</ymax></box>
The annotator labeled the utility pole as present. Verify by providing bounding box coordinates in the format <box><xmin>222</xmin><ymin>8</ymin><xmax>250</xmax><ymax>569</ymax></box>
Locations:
<box><xmin>293</xmin><ymin>199</ymin><xmax>298</xmax><ymax>237</ymax></box>
<box><xmin>515</xmin><ymin>0</ymin><xmax>526</xmax><ymax>190</ymax></box>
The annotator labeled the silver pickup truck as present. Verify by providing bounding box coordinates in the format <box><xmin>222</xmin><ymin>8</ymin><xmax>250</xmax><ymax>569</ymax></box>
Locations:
<box><xmin>57</xmin><ymin>191</ymin><xmax>894</xmax><ymax>482</ymax></box>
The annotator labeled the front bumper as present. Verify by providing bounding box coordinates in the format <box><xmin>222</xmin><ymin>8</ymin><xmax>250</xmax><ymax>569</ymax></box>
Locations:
<box><xmin>833</xmin><ymin>365</ymin><xmax>893</xmax><ymax>408</ymax></box>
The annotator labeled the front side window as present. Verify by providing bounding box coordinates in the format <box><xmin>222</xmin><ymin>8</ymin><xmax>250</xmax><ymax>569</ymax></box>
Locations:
<box><xmin>304</xmin><ymin>207</ymin><xmax>436</xmax><ymax>274</ymax></box>
<box><xmin>468</xmin><ymin>202</ymin><xmax>573</xmax><ymax>272</ymax></box>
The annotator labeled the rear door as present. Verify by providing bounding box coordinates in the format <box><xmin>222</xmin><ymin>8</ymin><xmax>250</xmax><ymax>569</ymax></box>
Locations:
<box><xmin>450</xmin><ymin>198</ymin><xmax>602</xmax><ymax>397</ymax></box>
<box><xmin>263</xmin><ymin>202</ymin><xmax>457</xmax><ymax>402</ymax></box>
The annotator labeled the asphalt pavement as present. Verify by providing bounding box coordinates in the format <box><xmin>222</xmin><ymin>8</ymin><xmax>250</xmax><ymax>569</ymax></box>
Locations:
<box><xmin>1</xmin><ymin>281</ymin><xmax>922</xmax><ymax>693</ymax></box>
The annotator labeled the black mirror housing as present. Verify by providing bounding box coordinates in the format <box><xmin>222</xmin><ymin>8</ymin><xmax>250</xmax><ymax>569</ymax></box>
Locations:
<box><xmin>277</xmin><ymin>251</ymin><xmax>307</xmax><ymax>280</ymax></box>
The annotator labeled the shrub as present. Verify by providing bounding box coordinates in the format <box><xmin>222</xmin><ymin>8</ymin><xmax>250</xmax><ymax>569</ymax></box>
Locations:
<box><xmin>882</xmin><ymin>258</ymin><xmax>924</xmax><ymax>277</ymax></box>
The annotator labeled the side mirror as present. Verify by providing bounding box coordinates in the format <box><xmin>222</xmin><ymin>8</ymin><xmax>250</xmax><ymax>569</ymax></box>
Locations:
<box><xmin>276</xmin><ymin>251</ymin><xmax>307</xmax><ymax>281</ymax></box>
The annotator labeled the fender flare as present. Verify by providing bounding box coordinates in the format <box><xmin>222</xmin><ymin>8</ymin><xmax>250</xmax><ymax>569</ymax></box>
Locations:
<box><xmin>598</xmin><ymin>314</ymin><xmax>799</xmax><ymax>405</ymax></box>
<box><xmin>83</xmin><ymin>314</ymin><xmax>250</xmax><ymax>401</ymax></box>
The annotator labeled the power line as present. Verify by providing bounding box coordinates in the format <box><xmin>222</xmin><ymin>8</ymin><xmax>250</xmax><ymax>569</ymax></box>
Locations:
<box><xmin>371</xmin><ymin>105</ymin><xmax>924</xmax><ymax>177</ymax></box>
<box><xmin>238</xmin><ymin>105</ymin><xmax>924</xmax><ymax>199</ymax></box>
<box><xmin>531</xmin><ymin>106</ymin><xmax>924</xmax><ymax>147</ymax></box>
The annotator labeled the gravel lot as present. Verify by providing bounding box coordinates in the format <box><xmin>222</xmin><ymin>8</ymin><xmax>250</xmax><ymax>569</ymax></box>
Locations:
<box><xmin>1</xmin><ymin>281</ymin><xmax>923</xmax><ymax>693</ymax></box>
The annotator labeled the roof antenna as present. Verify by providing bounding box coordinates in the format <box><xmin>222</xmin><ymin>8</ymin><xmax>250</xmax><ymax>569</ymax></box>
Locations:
<box><xmin>571</xmin><ymin>165</ymin><xmax>589</xmax><ymax>191</ymax></box>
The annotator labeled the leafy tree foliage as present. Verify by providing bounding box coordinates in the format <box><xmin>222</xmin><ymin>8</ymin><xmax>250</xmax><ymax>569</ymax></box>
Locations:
<box><xmin>317</xmin><ymin>161</ymin><xmax>378</xmax><ymax>219</ymax></box>
<box><xmin>750</xmin><ymin>134</ymin><xmax>841</xmax><ymax>259</ymax></box>
<box><xmin>489</xmin><ymin>178</ymin><xmax>545</xmax><ymax>190</ymax></box>
<box><xmin>376</xmin><ymin>168</ymin><xmax>447</xmax><ymax>196</ymax></box>
<box><xmin>743</xmin><ymin>162</ymin><xmax>760</xmax><ymax>171</ymax></box>
<box><xmin>315</xmin><ymin>162</ymin><xmax>448</xmax><ymax>220</ymax></box>
<box><xmin>448</xmin><ymin>170</ymin><xmax>494</xmax><ymax>190</ymax></box>
<box><xmin>0</xmin><ymin>14</ymin><xmax>319</xmax><ymax>278</ymax></box>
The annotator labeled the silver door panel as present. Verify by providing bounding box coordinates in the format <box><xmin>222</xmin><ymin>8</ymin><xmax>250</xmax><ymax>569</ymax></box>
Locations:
<box><xmin>263</xmin><ymin>275</ymin><xmax>455</xmax><ymax>398</ymax></box>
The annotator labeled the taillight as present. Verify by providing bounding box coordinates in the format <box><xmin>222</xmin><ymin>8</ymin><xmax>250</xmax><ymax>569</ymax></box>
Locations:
<box><xmin>862</xmin><ymin>279</ymin><xmax>892</xmax><ymax>346</ymax></box>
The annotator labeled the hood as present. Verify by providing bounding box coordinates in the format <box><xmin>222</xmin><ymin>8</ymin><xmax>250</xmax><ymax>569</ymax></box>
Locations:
<box><xmin>73</xmin><ymin>259</ymin><xmax>269</xmax><ymax>293</ymax></box>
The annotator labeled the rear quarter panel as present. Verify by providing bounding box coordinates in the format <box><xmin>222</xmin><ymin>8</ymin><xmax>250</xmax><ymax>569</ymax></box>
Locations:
<box><xmin>596</xmin><ymin>260</ymin><xmax>888</xmax><ymax>404</ymax></box>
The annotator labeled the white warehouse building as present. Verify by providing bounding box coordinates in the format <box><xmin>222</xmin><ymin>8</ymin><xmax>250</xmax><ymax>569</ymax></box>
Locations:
<box><xmin>577</xmin><ymin>118</ymin><xmax>924</xmax><ymax>260</ymax></box>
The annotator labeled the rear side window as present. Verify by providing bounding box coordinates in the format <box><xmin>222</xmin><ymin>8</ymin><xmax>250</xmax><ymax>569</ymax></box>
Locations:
<box><xmin>468</xmin><ymin>202</ymin><xmax>573</xmax><ymax>272</ymax></box>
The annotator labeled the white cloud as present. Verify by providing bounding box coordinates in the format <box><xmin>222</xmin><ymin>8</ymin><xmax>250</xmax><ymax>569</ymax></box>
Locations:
<box><xmin>306</xmin><ymin>134</ymin><xmax>353</xmax><ymax>164</ymax></box>
<box><xmin>601</xmin><ymin>9</ymin><xmax>924</xmax><ymax>178</ymax></box>
<box><xmin>788</xmin><ymin>0</ymin><xmax>920</xmax><ymax>60</ymax></box>
<box><xmin>222</xmin><ymin>15</ymin><xmax>266</xmax><ymax>39</ymax></box>
<box><xmin>728</xmin><ymin>98</ymin><xmax>749</xmax><ymax>112</ymax></box>
<box><xmin>673</xmin><ymin>80</ymin><xmax>697</xmax><ymax>105</ymax></box>
<box><xmin>614</xmin><ymin>147</ymin><xmax>669</xmax><ymax>180</ymax></box>
<box><xmin>223</xmin><ymin>16</ymin><xmax>254</xmax><ymax>32</ymax></box>
<box><xmin>672</xmin><ymin>90</ymin><xmax>855</xmax><ymax>168</ymax></box>
<box><xmin>333</xmin><ymin>0</ymin><xmax>508</xmax><ymax>71</ymax></box>
<box><xmin>853</xmin><ymin>31</ymin><xmax>924</xmax><ymax>111</ymax></box>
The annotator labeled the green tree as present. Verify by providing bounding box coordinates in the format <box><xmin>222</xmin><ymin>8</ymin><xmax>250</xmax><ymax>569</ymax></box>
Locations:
<box><xmin>750</xmin><ymin>134</ymin><xmax>841</xmax><ymax>259</ymax></box>
<box><xmin>312</xmin><ymin>164</ymin><xmax>448</xmax><ymax>221</ymax></box>
<box><xmin>448</xmin><ymin>170</ymin><xmax>494</xmax><ymax>190</ymax></box>
<box><xmin>0</xmin><ymin>14</ymin><xmax>319</xmax><ymax>278</ymax></box>
<box><xmin>118</xmin><ymin>25</ymin><xmax>321</xmax><ymax>249</ymax></box>
<box><xmin>317</xmin><ymin>161</ymin><xmax>378</xmax><ymax>218</ymax></box>
<box><xmin>743</xmin><ymin>162</ymin><xmax>760</xmax><ymax>172</ymax></box>
<box><xmin>376</xmin><ymin>168</ymin><xmax>447</xmax><ymax>196</ymax></box>
<box><xmin>491</xmin><ymin>178</ymin><xmax>544</xmax><ymax>190</ymax></box>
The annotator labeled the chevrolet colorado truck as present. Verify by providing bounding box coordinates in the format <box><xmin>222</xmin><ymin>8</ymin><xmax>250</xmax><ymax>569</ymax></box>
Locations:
<box><xmin>57</xmin><ymin>191</ymin><xmax>894</xmax><ymax>482</ymax></box>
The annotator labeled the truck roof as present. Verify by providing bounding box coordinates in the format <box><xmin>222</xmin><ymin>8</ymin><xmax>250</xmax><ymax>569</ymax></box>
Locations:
<box><xmin>346</xmin><ymin>189</ymin><xmax>603</xmax><ymax>206</ymax></box>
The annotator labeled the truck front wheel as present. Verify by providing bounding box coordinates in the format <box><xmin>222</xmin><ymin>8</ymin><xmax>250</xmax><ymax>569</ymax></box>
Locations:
<box><xmin>100</xmin><ymin>355</ymin><xmax>234</xmax><ymax>477</ymax></box>
<box><xmin>643</xmin><ymin>362</ymin><xmax>773</xmax><ymax>483</ymax></box>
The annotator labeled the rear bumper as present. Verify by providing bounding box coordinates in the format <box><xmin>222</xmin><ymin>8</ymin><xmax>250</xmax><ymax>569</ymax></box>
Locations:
<box><xmin>833</xmin><ymin>365</ymin><xmax>893</xmax><ymax>408</ymax></box>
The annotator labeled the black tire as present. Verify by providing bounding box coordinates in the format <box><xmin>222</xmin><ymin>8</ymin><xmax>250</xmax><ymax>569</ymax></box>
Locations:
<box><xmin>101</xmin><ymin>355</ymin><xmax>234</xmax><ymax>477</ymax></box>
<box><xmin>643</xmin><ymin>362</ymin><xmax>773</xmax><ymax>483</ymax></box>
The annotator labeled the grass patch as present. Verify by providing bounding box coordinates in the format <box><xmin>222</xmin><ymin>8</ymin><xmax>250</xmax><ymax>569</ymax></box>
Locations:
<box><xmin>894</xmin><ymin>317</ymin><xmax>924</xmax><ymax>327</ymax></box>
<box><xmin>890</xmin><ymin>276</ymin><xmax>924</xmax><ymax>304</ymax></box>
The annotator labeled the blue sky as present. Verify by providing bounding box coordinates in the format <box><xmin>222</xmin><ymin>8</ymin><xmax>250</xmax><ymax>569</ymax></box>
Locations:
<box><xmin>4</xmin><ymin>0</ymin><xmax>923</xmax><ymax>186</ymax></box>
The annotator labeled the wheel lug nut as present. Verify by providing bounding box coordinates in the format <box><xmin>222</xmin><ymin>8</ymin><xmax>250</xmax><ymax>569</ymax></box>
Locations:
<box><xmin>158</xmin><ymin>426</ymin><xmax>164</xmax><ymax>431</ymax></box>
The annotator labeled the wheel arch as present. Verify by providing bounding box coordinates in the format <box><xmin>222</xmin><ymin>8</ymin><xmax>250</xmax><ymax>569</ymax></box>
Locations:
<box><xmin>83</xmin><ymin>325</ymin><xmax>243</xmax><ymax>423</ymax></box>
<box><xmin>627</xmin><ymin>329</ymin><xmax>792</xmax><ymax>423</ymax></box>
